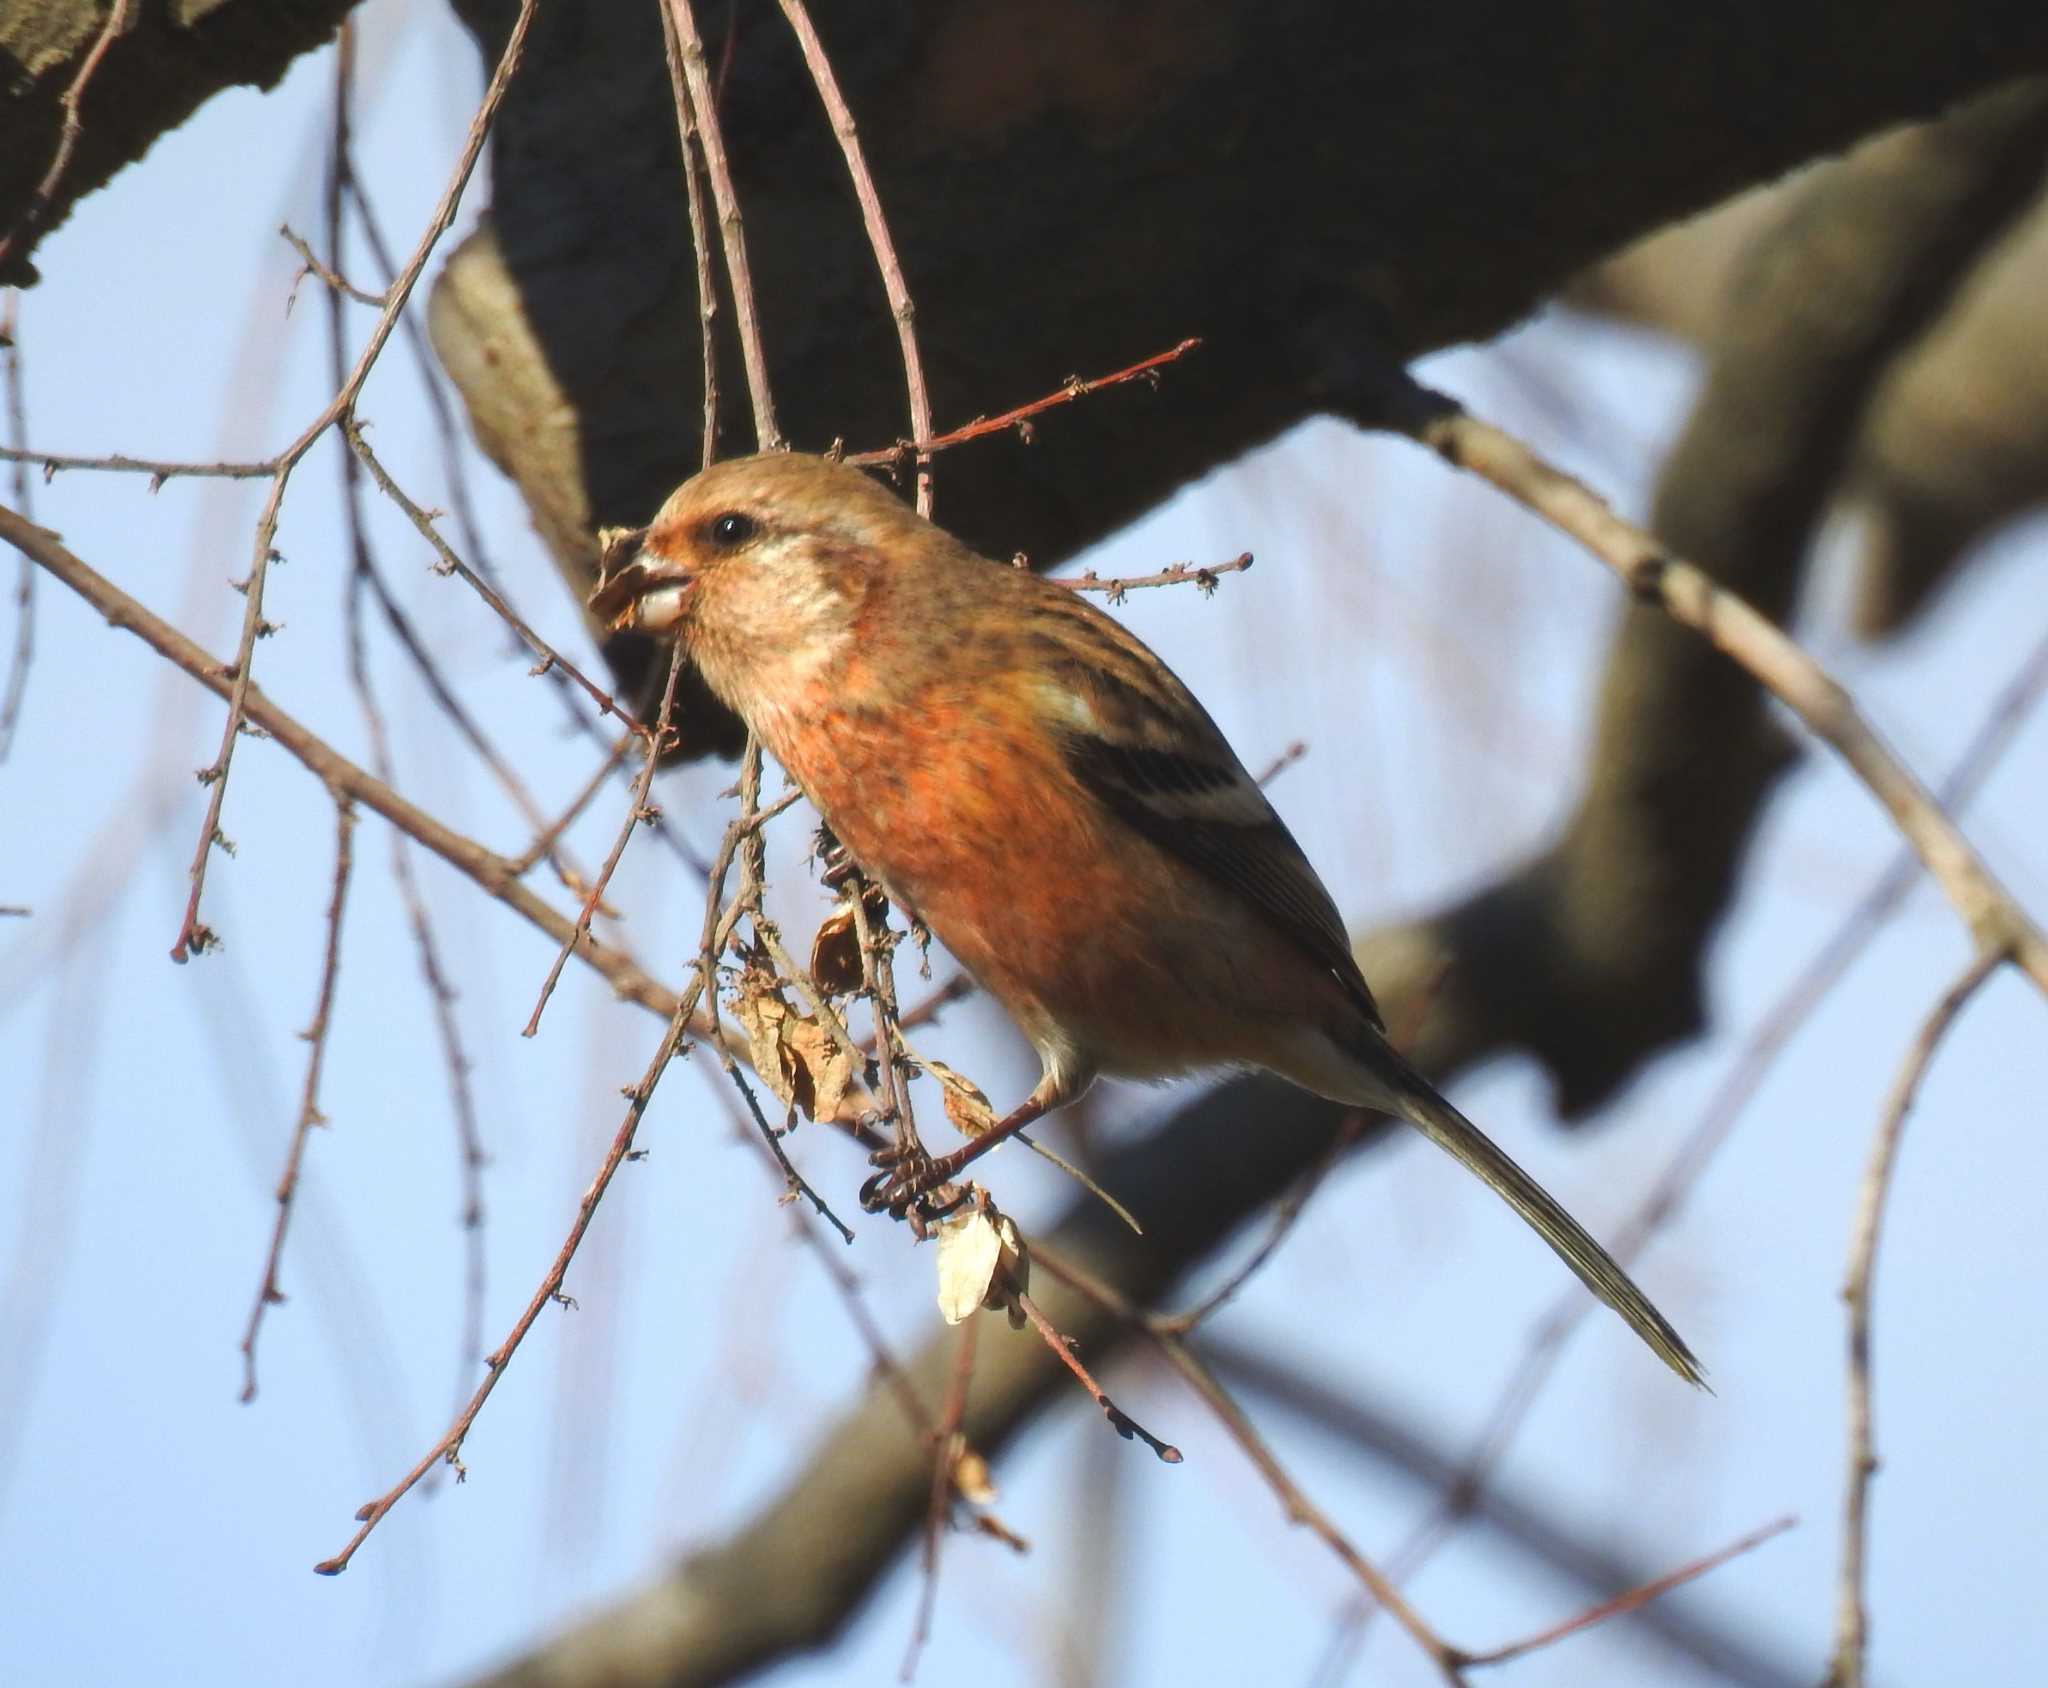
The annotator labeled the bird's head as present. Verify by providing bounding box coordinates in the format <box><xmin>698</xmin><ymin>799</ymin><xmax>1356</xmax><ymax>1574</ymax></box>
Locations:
<box><xmin>588</xmin><ymin>451</ymin><xmax>934</xmax><ymax>714</ymax></box>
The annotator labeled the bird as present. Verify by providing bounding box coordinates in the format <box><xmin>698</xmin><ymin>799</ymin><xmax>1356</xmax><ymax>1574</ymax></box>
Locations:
<box><xmin>589</xmin><ymin>450</ymin><xmax>1703</xmax><ymax>1384</ymax></box>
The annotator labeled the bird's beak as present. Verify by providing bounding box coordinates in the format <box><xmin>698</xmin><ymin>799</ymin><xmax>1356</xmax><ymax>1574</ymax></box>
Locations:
<box><xmin>587</xmin><ymin>534</ymin><xmax>695</xmax><ymax>636</ymax></box>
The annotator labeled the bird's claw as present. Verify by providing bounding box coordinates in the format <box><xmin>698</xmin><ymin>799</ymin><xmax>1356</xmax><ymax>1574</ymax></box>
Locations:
<box><xmin>859</xmin><ymin>1148</ymin><xmax>969</xmax><ymax>1229</ymax></box>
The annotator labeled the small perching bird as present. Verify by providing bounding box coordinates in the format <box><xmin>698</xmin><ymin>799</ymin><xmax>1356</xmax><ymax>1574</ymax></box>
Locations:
<box><xmin>591</xmin><ymin>452</ymin><xmax>1703</xmax><ymax>1384</ymax></box>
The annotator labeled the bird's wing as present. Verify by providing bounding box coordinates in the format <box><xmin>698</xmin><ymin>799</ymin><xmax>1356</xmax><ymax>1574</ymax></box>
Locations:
<box><xmin>1026</xmin><ymin>589</ymin><xmax>1385</xmax><ymax>1032</ymax></box>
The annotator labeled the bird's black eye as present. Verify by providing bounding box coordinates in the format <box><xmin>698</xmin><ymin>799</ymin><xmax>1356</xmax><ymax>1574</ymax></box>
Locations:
<box><xmin>708</xmin><ymin>511</ymin><xmax>757</xmax><ymax>549</ymax></box>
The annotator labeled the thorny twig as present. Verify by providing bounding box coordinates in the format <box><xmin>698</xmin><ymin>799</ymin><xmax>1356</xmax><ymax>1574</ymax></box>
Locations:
<box><xmin>847</xmin><ymin>339</ymin><xmax>1201</xmax><ymax>467</ymax></box>
<box><xmin>238</xmin><ymin>799</ymin><xmax>355</xmax><ymax>1402</ymax></box>
<box><xmin>345</xmin><ymin>414</ymin><xmax>647</xmax><ymax>745</ymax></box>
<box><xmin>0</xmin><ymin>446</ymin><xmax>274</xmax><ymax>482</ymax></box>
<box><xmin>311</xmin><ymin>726</ymin><xmax>850</xmax><ymax>1572</ymax></box>
<box><xmin>314</xmin><ymin>962</ymin><xmax>711</xmax><ymax>1574</ymax></box>
<box><xmin>1060</xmin><ymin>552</ymin><xmax>1253</xmax><ymax>601</ymax></box>
<box><xmin>168</xmin><ymin>0</ymin><xmax>540</xmax><ymax>964</ymax></box>
<box><xmin>523</xmin><ymin>643</ymin><xmax>688</xmax><ymax>1039</ymax></box>
<box><xmin>320</xmin><ymin>44</ymin><xmax>490</xmax><ymax>1414</ymax></box>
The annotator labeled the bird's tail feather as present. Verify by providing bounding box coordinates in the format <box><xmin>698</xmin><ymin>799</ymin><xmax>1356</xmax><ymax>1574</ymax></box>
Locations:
<box><xmin>1381</xmin><ymin>1052</ymin><xmax>1705</xmax><ymax>1387</ymax></box>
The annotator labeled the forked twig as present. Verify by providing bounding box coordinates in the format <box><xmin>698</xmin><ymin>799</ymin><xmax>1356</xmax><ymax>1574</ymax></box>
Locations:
<box><xmin>169</xmin><ymin>0</ymin><xmax>541</xmax><ymax>963</ymax></box>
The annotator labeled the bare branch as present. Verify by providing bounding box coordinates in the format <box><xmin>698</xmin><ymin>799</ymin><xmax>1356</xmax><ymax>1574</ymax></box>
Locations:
<box><xmin>846</xmin><ymin>338</ymin><xmax>1201</xmax><ymax>466</ymax></box>
<box><xmin>0</xmin><ymin>291</ymin><xmax>31</xmax><ymax>762</ymax></box>
<box><xmin>1828</xmin><ymin>947</ymin><xmax>2009</xmax><ymax>1687</ymax></box>
<box><xmin>777</xmin><ymin>0</ymin><xmax>933</xmax><ymax>513</ymax></box>
<box><xmin>238</xmin><ymin>798</ymin><xmax>355</xmax><ymax>1402</ymax></box>
<box><xmin>1398</xmin><ymin>386</ymin><xmax>2048</xmax><ymax>997</ymax></box>
<box><xmin>168</xmin><ymin>0</ymin><xmax>541</xmax><ymax>963</ymax></box>
<box><xmin>665</xmin><ymin>1</ymin><xmax>782</xmax><ymax>450</ymax></box>
<box><xmin>656</xmin><ymin>0</ymin><xmax>722</xmax><ymax>471</ymax></box>
<box><xmin>1456</xmin><ymin>1515</ymin><xmax>1797</xmax><ymax>1669</ymax></box>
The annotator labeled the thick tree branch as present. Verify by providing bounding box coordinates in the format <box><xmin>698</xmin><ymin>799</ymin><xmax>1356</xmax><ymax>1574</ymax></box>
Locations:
<box><xmin>1349</xmin><ymin>78</ymin><xmax>2048</xmax><ymax>1112</ymax></box>
<box><xmin>429</xmin><ymin>3</ymin><xmax>2048</xmax><ymax>751</ymax></box>
<box><xmin>0</xmin><ymin>0</ymin><xmax>362</xmax><ymax>285</ymax></box>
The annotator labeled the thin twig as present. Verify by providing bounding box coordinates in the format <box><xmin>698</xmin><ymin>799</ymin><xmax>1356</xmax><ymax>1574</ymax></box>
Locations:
<box><xmin>239</xmin><ymin>799</ymin><xmax>356</xmax><ymax>1402</ymax></box>
<box><xmin>1156</xmin><ymin>1333</ymin><xmax>1460</xmax><ymax>1684</ymax></box>
<box><xmin>1059</xmin><ymin>552</ymin><xmax>1253</xmax><ymax>602</ymax></box>
<box><xmin>1402</xmin><ymin>383</ymin><xmax>2048</xmax><ymax>998</ymax></box>
<box><xmin>333</xmin><ymin>128</ymin><xmax>652</xmax><ymax>795</ymax></box>
<box><xmin>847</xmin><ymin>338</ymin><xmax>1200</xmax><ymax>465</ymax></box>
<box><xmin>778</xmin><ymin>0</ymin><xmax>932</xmax><ymax>513</ymax></box>
<box><xmin>280</xmin><ymin>223</ymin><xmax>387</xmax><ymax>309</ymax></box>
<box><xmin>666</xmin><ymin>1</ymin><xmax>782</xmax><ymax>450</ymax></box>
<box><xmin>308</xmin><ymin>35</ymin><xmax>589</xmax><ymax>893</ymax></box>
<box><xmin>1034</xmin><ymin>1242</ymin><xmax>1474</xmax><ymax>1683</ymax></box>
<box><xmin>846</xmin><ymin>849</ymin><xmax>926</xmax><ymax>1180</ymax></box>
<box><xmin>0</xmin><ymin>446</ymin><xmax>275</xmax><ymax>482</ymax></box>
<box><xmin>1828</xmin><ymin>947</ymin><xmax>2007</xmax><ymax>1688</ymax></box>
<box><xmin>345</xmin><ymin>420</ymin><xmax>648</xmax><ymax>737</ymax></box>
<box><xmin>1455</xmin><ymin>1515</ymin><xmax>1797</xmax><ymax>1669</ymax></box>
<box><xmin>1363</xmin><ymin>616</ymin><xmax>2048</xmax><ymax>1633</ymax></box>
<box><xmin>2</xmin><ymin>508</ymin><xmax>694</xmax><ymax>1027</ymax></box>
<box><xmin>168</xmin><ymin>0</ymin><xmax>539</xmax><ymax>963</ymax></box>
<box><xmin>0</xmin><ymin>292</ymin><xmax>31</xmax><ymax>761</ymax></box>
<box><xmin>315</xmin><ymin>959</ymin><xmax>715</xmax><ymax>1574</ymax></box>
<box><xmin>904</xmin><ymin>1315</ymin><xmax>978</xmax><ymax>1682</ymax></box>
<box><xmin>692</xmin><ymin>743</ymin><xmax>858</xmax><ymax>1239</ymax></box>
<box><xmin>319</xmin><ymin>44</ymin><xmax>492</xmax><ymax>1419</ymax></box>
<box><xmin>1011</xmin><ymin>1286</ymin><xmax>1183</xmax><ymax>1466</ymax></box>
<box><xmin>523</xmin><ymin>643</ymin><xmax>688</xmax><ymax>1038</ymax></box>
<box><xmin>1152</xmin><ymin>1114</ymin><xmax>1367</xmax><ymax>1335</ymax></box>
<box><xmin>0</xmin><ymin>0</ymin><xmax>135</xmax><ymax>274</ymax></box>
<box><xmin>658</xmin><ymin>0</ymin><xmax>722</xmax><ymax>470</ymax></box>
<box><xmin>507</xmin><ymin>733</ymin><xmax>634</xmax><ymax>876</ymax></box>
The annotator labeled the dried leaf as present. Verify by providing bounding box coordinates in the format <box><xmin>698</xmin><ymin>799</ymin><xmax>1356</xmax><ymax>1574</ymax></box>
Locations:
<box><xmin>925</xmin><ymin>1058</ymin><xmax>995</xmax><ymax>1136</ymax></box>
<box><xmin>933</xmin><ymin>1193</ymin><xmax>1030</xmax><ymax>1328</ymax></box>
<box><xmin>808</xmin><ymin>903</ymin><xmax>865</xmax><ymax>996</ymax></box>
<box><xmin>728</xmin><ymin>968</ymin><xmax>860</xmax><ymax>1126</ymax></box>
<box><xmin>783</xmin><ymin>1011</ymin><xmax>855</xmax><ymax>1126</ymax></box>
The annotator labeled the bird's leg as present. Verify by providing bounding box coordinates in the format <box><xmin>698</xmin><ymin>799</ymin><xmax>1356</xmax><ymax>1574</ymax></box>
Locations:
<box><xmin>860</xmin><ymin>1091</ymin><xmax>1055</xmax><ymax>1218</ymax></box>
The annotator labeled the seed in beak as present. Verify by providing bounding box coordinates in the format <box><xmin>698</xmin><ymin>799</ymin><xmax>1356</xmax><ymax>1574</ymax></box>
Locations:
<box><xmin>587</xmin><ymin>559</ymin><xmax>694</xmax><ymax>635</ymax></box>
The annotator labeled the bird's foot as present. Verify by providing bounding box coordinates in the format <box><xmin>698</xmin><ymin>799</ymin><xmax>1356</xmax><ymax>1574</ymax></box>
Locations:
<box><xmin>859</xmin><ymin>1142</ymin><xmax>970</xmax><ymax>1229</ymax></box>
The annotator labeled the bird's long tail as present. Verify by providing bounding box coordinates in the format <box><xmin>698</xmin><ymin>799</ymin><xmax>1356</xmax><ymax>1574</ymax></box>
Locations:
<box><xmin>1379</xmin><ymin>1051</ymin><xmax>1705</xmax><ymax>1386</ymax></box>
